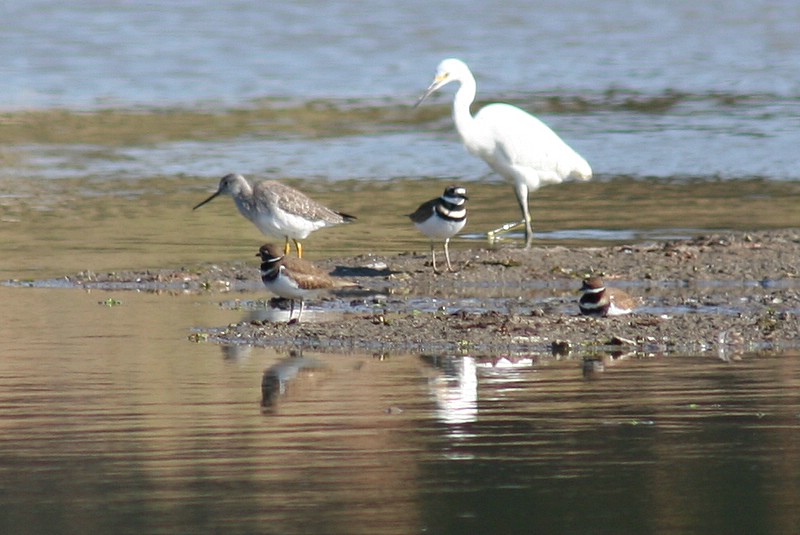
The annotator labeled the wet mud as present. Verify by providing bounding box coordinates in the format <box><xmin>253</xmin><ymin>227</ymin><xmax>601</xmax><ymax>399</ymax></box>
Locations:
<box><xmin>37</xmin><ymin>229</ymin><xmax>800</xmax><ymax>357</ymax></box>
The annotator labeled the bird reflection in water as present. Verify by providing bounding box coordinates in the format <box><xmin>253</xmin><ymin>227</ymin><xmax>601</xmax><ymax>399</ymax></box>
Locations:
<box><xmin>261</xmin><ymin>351</ymin><xmax>328</xmax><ymax>410</ymax></box>
<box><xmin>420</xmin><ymin>355</ymin><xmax>479</xmax><ymax>427</ymax></box>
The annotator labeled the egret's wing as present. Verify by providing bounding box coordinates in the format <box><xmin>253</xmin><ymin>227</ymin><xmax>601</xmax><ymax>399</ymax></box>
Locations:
<box><xmin>475</xmin><ymin>104</ymin><xmax>591</xmax><ymax>180</ymax></box>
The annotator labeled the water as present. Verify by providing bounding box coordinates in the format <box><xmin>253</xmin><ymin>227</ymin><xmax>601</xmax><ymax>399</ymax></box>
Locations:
<box><xmin>3</xmin><ymin>0</ymin><xmax>800</xmax><ymax>182</ymax></box>
<box><xmin>1</xmin><ymin>287</ymin><xmax>799</xmax><ymax>534</ymax></box>
<box><xmin>2</xmin><ymin>1</ymin><xmax>800</xmax><ymax>533</ymax></box>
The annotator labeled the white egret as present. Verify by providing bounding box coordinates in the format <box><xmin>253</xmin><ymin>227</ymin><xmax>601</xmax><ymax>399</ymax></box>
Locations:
<box><xmin>416</xmin><ymin>58</ymin><xmax>592</xmax><ymax>246</ymax></box>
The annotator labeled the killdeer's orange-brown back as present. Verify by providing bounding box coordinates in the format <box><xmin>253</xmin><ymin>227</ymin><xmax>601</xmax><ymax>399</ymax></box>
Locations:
<box><xmin>579</xmin><ymin>277</ymin><xmax>636</xmax><ymax>316</ymax></box>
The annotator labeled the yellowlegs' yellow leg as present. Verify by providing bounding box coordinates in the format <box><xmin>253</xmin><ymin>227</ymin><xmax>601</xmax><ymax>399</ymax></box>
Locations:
<box><xmin>283</xmin><ymin>237</ymin><xmax>291</xmax><ymax>256</ymax></box>
<box><xmin>293</xmin><ymin>239</ymin><xmax>303</xmax><ymax>258</ymax></box>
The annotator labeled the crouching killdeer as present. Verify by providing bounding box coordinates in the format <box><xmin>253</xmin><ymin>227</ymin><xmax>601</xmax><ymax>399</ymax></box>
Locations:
<box><xmin>579</xmin><ymin>276</ymin><xmax>637</xmax><ymax>316</ymax></box>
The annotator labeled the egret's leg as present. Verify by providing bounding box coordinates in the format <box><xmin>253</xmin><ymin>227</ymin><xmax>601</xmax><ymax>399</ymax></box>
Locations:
<box><xmin>444</xmin><ymin>238</ymin><xmax>456</xmax><ymax>272</ymax></box>
<box><xmin>514</xmin><ymin>182</ymin><xmax>534</xmax><ymax>247</ymax></box>
<box><xmin>283</xmin><ymin>237</ymin><xmax>291</xmax><ymax>256</ymax></box>
<box><xmin>487</xmin><ymin>220</ymin><xmax>526</xmax><ymax>241</ymax></box>
<box><xmin>293</xmin><ymin>239</ymin><xmax>303</xmax><ymax>258</ymax></box>
<box><xmin>487</xmin><ymin>182</ymin><xmax>531</xmax><ymax>243</ymax></box>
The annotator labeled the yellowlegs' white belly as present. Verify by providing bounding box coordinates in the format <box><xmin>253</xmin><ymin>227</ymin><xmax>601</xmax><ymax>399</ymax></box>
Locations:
<box><xmin>249</xmin><ymin>206</ymin><xmax>333</xmax><ymax>241</ymax></box>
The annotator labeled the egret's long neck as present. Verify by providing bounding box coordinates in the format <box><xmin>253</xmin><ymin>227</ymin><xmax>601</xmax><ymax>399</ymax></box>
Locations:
<box><xmin>451</xmin><ymin>74</ymin><xmax>477</xmax><ymax>138</ymax></box>
<box><xmin>451</xmin><ymin>74</ymin><xmax>492</xmax><ymax>156</ymax></box>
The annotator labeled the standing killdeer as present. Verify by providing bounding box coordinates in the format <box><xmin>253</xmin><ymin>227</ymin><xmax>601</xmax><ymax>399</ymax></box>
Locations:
<box><xmin>415</xmin><ymin>58</ymin><xmax>591</xmax><ymax>247</ymax></box>
<box><xmin>408</xmin><ymin>185</ymin><xmax>468</xmax><ymax>273</ymax></box>
<box><xmin>257</xmin><ymin>243</ymin><xmax>354</xmax><ymax>323</ymax></box>
<box><xmin>194</xmin><ymin>173</ymin><xmax>355</xmax><ymax>258</ymax></box>
<box><xmin>578</xmin><ymin>276</ymin><xmax>636</xmax><ymax>316</ymax></box>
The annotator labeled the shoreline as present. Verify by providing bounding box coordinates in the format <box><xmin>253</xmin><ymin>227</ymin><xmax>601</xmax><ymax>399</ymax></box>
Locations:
<box><xmin>15</xmin><ymin>229</ymin><xmax>798</xmax><ymax>357</ymax></box>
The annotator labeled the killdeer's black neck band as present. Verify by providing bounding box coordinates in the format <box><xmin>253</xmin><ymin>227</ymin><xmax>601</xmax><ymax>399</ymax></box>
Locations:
<box><xmin>435</xmin><ymin>200</ymin><xmax>467</xmax><ymax>222</ymax></box>
<box><xmin>260</xmin><ymin>263</ymin><xmax>281</xmax><ymax>282</ymax></box>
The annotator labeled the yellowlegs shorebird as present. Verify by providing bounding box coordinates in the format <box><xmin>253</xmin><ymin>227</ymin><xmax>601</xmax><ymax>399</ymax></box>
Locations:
<box><xmin>194</xmin><ymin>173</ymin><xmax>355</xmax><ymax>257</ymax></box>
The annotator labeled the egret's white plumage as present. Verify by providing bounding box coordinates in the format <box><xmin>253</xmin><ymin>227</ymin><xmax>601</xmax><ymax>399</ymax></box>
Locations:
<box><xmin>416</xmin><ymin>58</ymin><xmax>592</xmax><ymax>246</ymax></box>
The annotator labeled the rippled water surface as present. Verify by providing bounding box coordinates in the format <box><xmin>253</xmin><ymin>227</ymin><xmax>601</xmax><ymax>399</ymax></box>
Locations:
<box><xmin>2</xmin><ymin>1</ymin><xmax>800</xmax><ymax>533</ymax></box>
<box><xmin>2</xmin><ymin>287</ymin><xmax>799</xmax><ymax>534</ymax></box>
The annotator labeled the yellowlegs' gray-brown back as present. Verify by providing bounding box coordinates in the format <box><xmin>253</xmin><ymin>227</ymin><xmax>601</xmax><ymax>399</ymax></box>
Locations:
<box><xmin>257</xmin><ymin>243</ymin><xmax>354</xmax><ymax>323</ymax></box>
<box><xmin>408</xmin><ymin>185</ymin><xmax>468</xmax><ymax>273</ymax></box>
<box><xmin>194</xmin><ymin>173</ymin><xmax>355</xmax><ymax>257</ymax></box>
<box><xmin>578</xmin><ymin>277</ymin><xmax>637</xmax><ymax>316</ymax></box>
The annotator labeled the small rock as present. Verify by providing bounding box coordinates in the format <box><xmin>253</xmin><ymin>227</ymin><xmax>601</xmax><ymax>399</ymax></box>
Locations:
<box><xmin>551</xmin><ymin>340</ymin><xmax>572</xmax><ymax>356</ymax></box>
<box><xmin>610</xmin><ymin>335</ymin><xmax>636</xmax><ymax>346</ymax></box>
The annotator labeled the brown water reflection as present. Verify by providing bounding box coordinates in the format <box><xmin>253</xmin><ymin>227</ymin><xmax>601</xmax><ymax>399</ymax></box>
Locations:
<box><xmin>1</xmin><ymin>286</ymin><xmax>799</xmax><ymax>534</ymax></box>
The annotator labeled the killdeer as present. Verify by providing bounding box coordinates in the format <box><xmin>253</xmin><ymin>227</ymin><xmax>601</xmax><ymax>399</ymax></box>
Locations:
<box><xmin>578</xmin><ymin>276</ymin><xmax>636</xmax><ymax>316</ymax></box>
<box><xmin>257</xmin><ymin>243</ymin><xmax>354</xmax><ymax>323</ymax></box>
<box><xmin>408</xmin><ymin>185</ymin><xmax>468</xmax><ymax>273</ymax></box>
<box><xmin>194</xmin><ymin>173</ymin><xmax>355</xmax><ymax>257</ymax></box>
<box><xmin>415</xmin><ymin>59</ymin><xmax>591</xmax><ymax>247</ymax></box>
